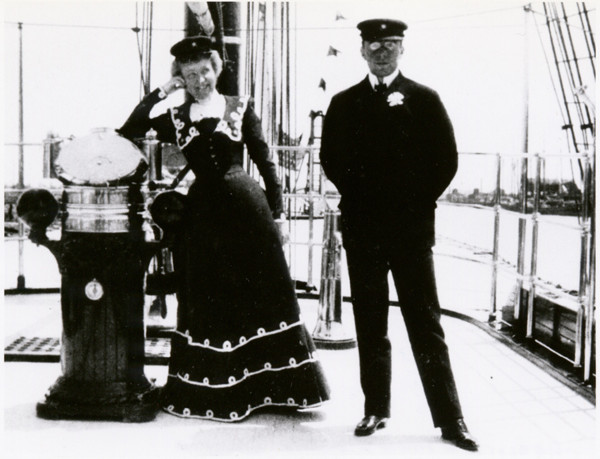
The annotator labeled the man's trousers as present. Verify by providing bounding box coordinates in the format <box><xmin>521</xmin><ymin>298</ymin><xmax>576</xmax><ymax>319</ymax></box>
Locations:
<box><xmin>341</xmin><ymin>216</ymin><xmax>464</xmax><ymax>426</ymax></box>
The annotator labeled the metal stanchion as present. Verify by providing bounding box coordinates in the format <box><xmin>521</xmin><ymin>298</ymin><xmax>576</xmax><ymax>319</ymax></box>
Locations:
<box><xmin>141</xmin><ymin>131</ymin><xmax>174</xmax><ymax>322</ymax></box>
<box><xmin>312</xmin><ymin>207</ymin><xmax>356</xmax><ymax>350</ymax></box>
<box><xmin>143</xmin><ymin>129</ymin><xmax>162</xmax><ymax>182</ymax></box>
<box><xmin>43</xmin><ymin>133</ymin><xmax>61</xmax><ymax>179</ymax></box>
<box><xmin>489</xmin><ymin>152</ymin><xmax>502</xmax><ymax>328</ymax></box>
<box><xmin>16</xmin><ymin>22</ymin><xmax>25</xmax><ymax>290</ymax></box>
<box><xmin>515</xmin><ymin>155</ymin><xmax>528</xmax><ymax>323</ymax></box>
<box><xmin>582</xmin><ymin>153</ymin><xmax>595</xmax><ymax>382</ymax></box>
<box><xmin>17</xmin><ymin>221</ymin><xmax>25</xmax><ymax>289</ymax></box>
<box><xmin>306</xmin><ymin>150</ymin><xmax>316</xmax><ymax>291</ymax></box>
<box><xmin>575</xmin><ymin>153</ymin><xmax>591</xmax><ymax>369</ymax></box>
<box><xmin>583</xmin><ymin>243</ymin><xmax>594</xmax><ymax>382</ymax></box>
<box><xmin>526</xmin><ymin>153</ymin><xmax>541</xmax><ymax>339</ymax></box>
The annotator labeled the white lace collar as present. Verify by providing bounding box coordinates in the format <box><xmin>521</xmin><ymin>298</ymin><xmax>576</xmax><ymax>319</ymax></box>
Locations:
<box><xmin>189</xmin><ymin>93</ymin><xmax>226</xmax><ymax>121</ymax></box>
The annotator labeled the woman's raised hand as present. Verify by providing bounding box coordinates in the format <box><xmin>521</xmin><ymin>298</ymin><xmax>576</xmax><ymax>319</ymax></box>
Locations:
<box><xmin>161</xmin><ymin>76</ymin><xmax>186</xmax><ymax>96</ymax></box>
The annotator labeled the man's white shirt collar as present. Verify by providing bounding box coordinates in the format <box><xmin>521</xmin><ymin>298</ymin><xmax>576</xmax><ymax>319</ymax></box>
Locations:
<box><xmin>368</xmin><ymin>69</ymin><xmax>400</xmax><ymax>89</ymax></box>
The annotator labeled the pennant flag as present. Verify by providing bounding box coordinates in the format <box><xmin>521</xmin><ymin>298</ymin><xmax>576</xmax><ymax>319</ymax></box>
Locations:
<box><xmin>327</xmin><ymin>46</ymin><xmax>340</xmax><ymax>57</ymax></box>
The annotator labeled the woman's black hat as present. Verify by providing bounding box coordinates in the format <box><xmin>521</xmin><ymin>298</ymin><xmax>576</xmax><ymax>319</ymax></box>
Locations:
<box><xmin>170</xmin><ymin>35</ymin><xmax>214</xmax><ymax>58</ymax></box>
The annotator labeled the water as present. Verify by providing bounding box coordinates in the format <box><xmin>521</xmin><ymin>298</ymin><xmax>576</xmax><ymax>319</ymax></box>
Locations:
<box><xmin>4</xmin><ymin>204</ymin><xmax>584</xmax><ymax>297</ymax></box>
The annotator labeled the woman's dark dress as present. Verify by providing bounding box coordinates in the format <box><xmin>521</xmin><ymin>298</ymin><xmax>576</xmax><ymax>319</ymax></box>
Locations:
<box><xmin>119</xmin><ymin>89</ymin><xmax>329</xmax><ymax>421</ymax></box>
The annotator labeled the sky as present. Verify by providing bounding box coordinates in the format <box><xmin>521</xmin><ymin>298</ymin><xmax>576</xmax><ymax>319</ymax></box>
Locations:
<box><xmin>2</xmin><ymin>0</ymin><xmax>595</xmax><ymax>191</ymax></box>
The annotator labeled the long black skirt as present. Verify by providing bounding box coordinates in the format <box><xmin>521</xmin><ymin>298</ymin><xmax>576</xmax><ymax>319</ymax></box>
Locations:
<box><xmin>161</xmin><ymin>169</ymin><xmax>330</xmax><ymax>422</ymax></box>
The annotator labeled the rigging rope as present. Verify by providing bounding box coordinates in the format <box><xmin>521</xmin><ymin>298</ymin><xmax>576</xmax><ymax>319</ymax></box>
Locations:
<box><xmin>530</xmin><ymin>2</ymin><xmax>597</xmax><ymax>221</ymax></box>
<box><xmin>531</xmin><ymin>9</ymin><xmax>567</xmax><ymax>128</ymax></box>
<box><xmin>577</xmin><ymin>2</ymin><xmax>596</xmax><ymax>58</ymax></box>
<box><xmin>6</xmin><ymin>2</ymin><xmax>551</xmax><ymax>34</ymax></box>
<box><xmin>133</xmin><ymin>1</ymin><xmax>153</xmax><ymax>98</ymax></box>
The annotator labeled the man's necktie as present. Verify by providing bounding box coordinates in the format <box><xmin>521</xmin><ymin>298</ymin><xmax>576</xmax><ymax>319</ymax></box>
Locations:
<box><xmin>374</xmin><ymin>83</ymin><xmax>387</xmax><ymax>94</ymax></box>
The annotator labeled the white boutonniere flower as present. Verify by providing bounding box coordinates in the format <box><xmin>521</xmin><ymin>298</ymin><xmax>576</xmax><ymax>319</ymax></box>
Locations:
<box><xmin>387</xmin><ymin>92</ymin><xmax>404</xmax><ymax>107</ymax></box>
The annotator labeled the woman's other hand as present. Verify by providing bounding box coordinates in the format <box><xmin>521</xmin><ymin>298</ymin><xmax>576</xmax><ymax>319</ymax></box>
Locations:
<box><xmin>161</xmin><ymin>77</ymin><xmax>186</xmax><ymax>96</ymax></box>
<box><xmin>275</xmin><ymin>217</ymin><xmax>289</xmax><ymax>245</ymax></box>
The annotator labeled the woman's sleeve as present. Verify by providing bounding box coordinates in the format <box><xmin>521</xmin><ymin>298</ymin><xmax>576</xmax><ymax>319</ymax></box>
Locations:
<box><xmin>117</xmin><ymin>88</ymin><xmax>175</xmax><ymax>144</ymax></box>
<box><xmin>242</xmin><ymin>100</ymin><xmax>284</xmax><ymax>218</ymax></box>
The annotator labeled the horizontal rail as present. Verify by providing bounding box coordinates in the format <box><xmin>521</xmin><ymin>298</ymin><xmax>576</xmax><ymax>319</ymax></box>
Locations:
<box><xmin>4</xmin><ymin>141</ymin><xmax>594</xmax><ymax>158</ymax></box>
<box><xmin>439</xmin><ymin>203</ymin><xmax>585</xmax><ymax>231</ymax></box>
<box><xmin>4</xmin><ymin>142</ymin><xmax>43</xmax><ymax>147</ymax></box>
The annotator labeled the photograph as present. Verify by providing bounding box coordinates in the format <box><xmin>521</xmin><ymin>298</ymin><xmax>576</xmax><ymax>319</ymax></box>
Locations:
<box><xmin>2</xmin><ymin>1</ymin><xmax>597</xmax><ymax>458</ymax></box>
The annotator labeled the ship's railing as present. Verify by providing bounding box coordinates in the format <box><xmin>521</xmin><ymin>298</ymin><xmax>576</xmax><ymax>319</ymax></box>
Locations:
<box><xmin>3</xmin><ymin>137</ymin><xmax>596</xmax><ymax>383</ymax></box>
<box><xmin>441</xmin><ymin>150</ymin><xmax>595</xmax><ymax>383</ymax></box>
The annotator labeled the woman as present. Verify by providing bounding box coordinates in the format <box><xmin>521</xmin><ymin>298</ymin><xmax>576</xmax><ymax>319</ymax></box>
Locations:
<box><xmin>119</xmin><ymin>35</ymin><xmax>329</xmax><ymax>422</ymax></box>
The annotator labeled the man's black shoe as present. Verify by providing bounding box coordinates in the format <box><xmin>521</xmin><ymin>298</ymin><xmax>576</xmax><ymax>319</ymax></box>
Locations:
<box><xmin>441</xmin><ymin>418</ymin><xmax>479</xmax><ymax>451</ymax></box>
<box><xmin>354</xmin><ymin>415</ymin><xmax>388</xmax><ymax>437</ymax></box>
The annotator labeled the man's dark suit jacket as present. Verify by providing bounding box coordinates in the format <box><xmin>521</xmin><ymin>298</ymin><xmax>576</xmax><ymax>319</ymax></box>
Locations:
<box><xmin>320</xmin><ymin>72</ymin><xmax>458</xmax><ymax>246</ymax></box>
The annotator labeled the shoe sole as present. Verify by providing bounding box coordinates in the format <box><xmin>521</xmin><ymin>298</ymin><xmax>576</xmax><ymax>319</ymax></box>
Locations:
<box><xmin>441</xmin><ymin>437</ymin><xmax>479</xmax><ymax>452</ymax></box>
<box><xmin>354</xmin><ymin>420</ymin><xmax>387</xmax><ymax>437</ymax></box>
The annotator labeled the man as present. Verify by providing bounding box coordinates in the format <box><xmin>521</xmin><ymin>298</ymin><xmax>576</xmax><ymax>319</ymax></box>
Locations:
<box><xmin>320</xmin><ymin>18</ymin><xmax>478</xmax><ymax>452</ymax></box>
